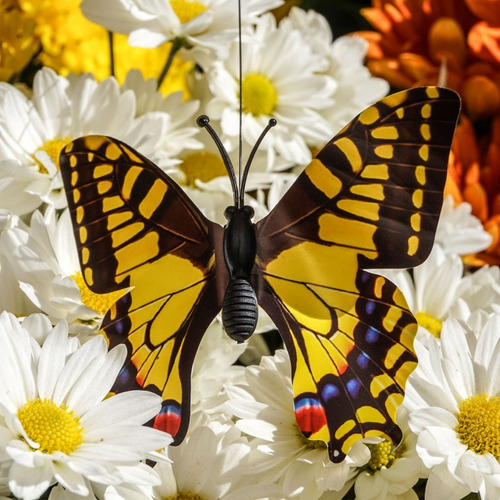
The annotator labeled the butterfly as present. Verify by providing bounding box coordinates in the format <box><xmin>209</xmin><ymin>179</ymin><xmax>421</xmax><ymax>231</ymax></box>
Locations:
<box><xmin>59</xmin><ymin>86</ymin><xmax>460</xmax><ymax>462</ymax></box>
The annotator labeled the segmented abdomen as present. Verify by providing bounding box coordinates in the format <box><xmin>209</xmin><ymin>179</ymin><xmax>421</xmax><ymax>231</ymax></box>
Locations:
<box><xmin>222</xmin><ymin>277</ymin><xmax>258</xmax><ymax>343</ymax></box>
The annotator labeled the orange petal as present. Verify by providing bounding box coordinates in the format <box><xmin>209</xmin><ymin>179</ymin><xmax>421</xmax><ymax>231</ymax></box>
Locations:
<box><xmin>453</xmin><ymin>115</ymin><xmax>480</xmax><ymax>173</ymax></box>
<box><xmin>361</xmin><ymin>7</ymin><xmax>393</xmax><ymax>34</ymax></box>
<box><xmin>463</xmin><ymin>182</ymin><xmax>489</xmax><ymax>221</ymax></box>
<box><xmin>484</xmin><ymin>215</ymin><xmax>500</xmax><ymax>253</ymax></box>
<box><xmin>399</xmin><ymin>52</ymin><xmax>438</xmax><ymax>81</ymax></box>
<box><xmin>353</xmin><ymin>31</ymin><xmax>385</xmax><ymax>60</ymax></box>
<box><xmin>465</xmin><ymin>162</ymin><xmax>481</xmax><ymax>184</ymax></box>
<box><xmin>428</xmin><ymin>17</ymin><xmax>467</xmax><ymax>69</ymax></box>
<box><xmin>468</xmin><ymin>22</ymin><xmax>500</xmax><ymax>64</ymax></box>
<box><xmin>366</xmin><ymin>59</ymin><xmax>416</xmax><ymax>88</ymax></box>
<box><xmin>492</xmin><ymin>192</ymin><xmax>500</xmax><ymax>215</ymax></box>
<box><xmin>461</xmin><ymin>74</ymin><xmax>500</xmax><ymax>120</ymax></box>
<box><xmin>465</xmin><ymin>0</ymin><xmax>500</xmax><ymax>24</ymax></box>
<box><xmin>465</xmin><ymin>61</ymin><xmax>496</xmax><ymax>78</ymax></box>
<box><xmin>444</xmin><ymin>168</ymin><xmax>465</xmax><ymax>203</ymax></box>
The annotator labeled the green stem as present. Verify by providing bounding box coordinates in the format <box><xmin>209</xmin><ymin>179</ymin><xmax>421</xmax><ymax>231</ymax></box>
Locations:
<box><xmin>157</xmin><ymin>38</ymin><xmax>184</xmax><ymax>89</ymax></box>
<box><xmin>108</xmin><ymin>31</ymin><xmax>115</xmax><ymax>77</ymax></box>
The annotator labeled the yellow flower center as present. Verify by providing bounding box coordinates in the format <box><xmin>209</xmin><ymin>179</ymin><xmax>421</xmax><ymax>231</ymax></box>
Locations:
<box><xmin>241</xmin><ymin>73</ymin><xmax>278</xmax><ymax>117</ymax></box>
<box><xmin>165</xmin><ymin>493</ymin><xmax>206</xmax><ymax>500</ymax></box>
<box><xmin>17</xmin><ymin>398</ymin><xmax>83</xmax><ymax>455</ymax></box>
<box><xmin>456</xmin><ymin>394</ymin><xmax>500</xmax><ymax>459</ymax></box>
<box><xmin>415</xmin><ymin>311</ymin><xmax>442</xmax><ymax>338</ymax></box>
<box><xmin>179</xmin><ymin>151</ymin><xmax>227</xmax><ymax>186</ymax></box>
<box><xmin>33</xmin><ymin>137</ymin><xmax>72</xmax><ymax>174</ymax></box>
<box><xmin>71</xmin><ymin>271</ymin><xmax>125</xmax><ymax>316</ymax></box>
<box><xmin>366</xmin><ymin>440</ymin><xmax>404</xmax><ymax>471</ymax></box>
<box><xmin>170</xmin><ymin>0</ymin><xmax>207</xmax><ymax>24</ymax></box>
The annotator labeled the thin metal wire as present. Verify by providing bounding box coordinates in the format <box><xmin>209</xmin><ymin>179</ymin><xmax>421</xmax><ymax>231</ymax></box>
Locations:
<box><xmin>237</xmin><ymin>0</ymin><xmax>243</xmax><ymax>207</ymax></box>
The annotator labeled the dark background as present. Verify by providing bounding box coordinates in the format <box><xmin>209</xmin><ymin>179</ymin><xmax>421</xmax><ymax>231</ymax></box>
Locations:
<box><xmin>302</xmin><ymin>0</ymin><xmax>372</xmax><ymax>36</ymax></box>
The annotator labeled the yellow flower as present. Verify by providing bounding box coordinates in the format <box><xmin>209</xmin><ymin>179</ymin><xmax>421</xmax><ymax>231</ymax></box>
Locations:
<box><xmin>0</xmin><ymin>1</ymin><xmax>40</xmax><ymax>82</ymax></box>
<box><xmin>19</xmin><ymin>0</ymin><xmax>192</xmax><ymax>96</ymax></box>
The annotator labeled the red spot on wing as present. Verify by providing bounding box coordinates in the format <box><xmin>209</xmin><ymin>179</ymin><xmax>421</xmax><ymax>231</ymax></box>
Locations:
<box><xmin>154</xmin><ymin>403</ymin><xmax>182</xmax><ymax>437</ymax></box>
<box><xmin>294</xmin><ymin>397</ymin><xmax>327</xmax><ymax>436</ymax></box>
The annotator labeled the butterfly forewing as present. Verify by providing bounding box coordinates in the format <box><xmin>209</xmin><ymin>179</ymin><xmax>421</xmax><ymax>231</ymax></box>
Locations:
<box><xmin>60</xmin><ymin>136</ymin><xmax>227</xmax><ymax>443</ymax></box>
<box><xmin>254</xmin><ymin>87</ymin><xmax>460</xmax><ymax>462</ymax></box>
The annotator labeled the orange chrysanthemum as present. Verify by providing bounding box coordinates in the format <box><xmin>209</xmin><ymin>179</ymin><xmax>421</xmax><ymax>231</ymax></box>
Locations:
<box><xmin>446</xmin><ymin>114</ymin><xmax>500</xmax><ymax>264</ymax></box>
<box><xmin>357</xmin><ymin>0</ymin><xmax>500</xmax><ymax>121</ymax></box>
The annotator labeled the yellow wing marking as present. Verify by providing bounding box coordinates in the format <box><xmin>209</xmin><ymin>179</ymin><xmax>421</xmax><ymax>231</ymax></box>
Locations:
<box><xmin>121</xmin><ymin>254</ymin><xmax>208</xmax><ymax>400</ymax></box>
<box><xmin>115</xmin><ymin>231</ymin><xmax>160</xmax><ymax>275</ymax></box>
<box><xmin>122</xmin><ymin>166</ymin><xmax>143</xmax><ymax>199</ymax></box>
<box><xmin>111</xmin><ymin>222</ymin><xmax>145</xmax><ymax>248</ymax></box>
<box><xmin>415</xmin><ymin>166</ymin><xmax>426</xmax><ymax>185</ymax></box>
<box><xmin>139</xmin><ymin>179</ymin><xmax>168</xmax><ymax>219</ymax></box>
<box><xmin>318</xmin><ymin>214</ymin><xmax>377</xmax><ymax>253</ymax></box>
<box><xmin>336</xmin><ymin>199</ymin><xmax>380</xmax><ymax>221</ymax></box>
<box><xmin>103</xmin><ymin>196</ymin><xmax>125</xmax><ymax>213</ymax></box>
<box><xmin>360</xmin><ymin>164</ymin><xmax>389</xmax><ymax>180</ymax></box>
<box><xmin>371</xmin><ymin>125</ymin><xmax>399</xmax><ymax>140</ymax></box>
<box><xmin>93</xmin><ymin>164</ymin><xmax>114</xmax><ymax>179</ymax></box>
<box><xmin>334</xmin><ymin>137</ymin><xmax>363</xmax><ymax>172</ymax></box>
<box><xmin>350</xmin><ymin>183</ymin><xmax>385</xmax><ymax>201</ymax></box>
<box><xmin>305</xmin><ymin>159</ymin><xmax>342</xmax><ymax>198</ymax></box>
<box><xmin>358</xmin><ymin>105</ymin><xmax>380</xmax><ymax>125</ymax></box>
<box><xmin>265</xmin><ymin>241</ymin><xmax>361</xmax><ymax>291</ymax></box>
<box><xmin>419</xmin><ymin>144</ymin><xmax>429</xmax><ymax>161</ymax></box>
<box><xmin>356</xmin><ymin>406</ymin><xmax>386</xmax><ymax>424</ymax></box>
<box><xmin>421</xmin><ymin>103</ymin><xmax>432</xmax><ymax>119</ymax></box>
<box><xmin>374</xmin><ymin>145</ymin><xmax>394</xmax><ymax>159</ymax></box>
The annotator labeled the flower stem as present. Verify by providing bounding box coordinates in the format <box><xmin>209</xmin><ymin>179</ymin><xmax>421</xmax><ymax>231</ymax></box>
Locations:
<box><xmin>108</xmin><ymin>31</ymin><xmax>115</xmax><ymax>77</ymax></box>
<box><xmin>157</xmin><ymin>38</ymin><xmax>185</xmax><ymax>90</ymax></box>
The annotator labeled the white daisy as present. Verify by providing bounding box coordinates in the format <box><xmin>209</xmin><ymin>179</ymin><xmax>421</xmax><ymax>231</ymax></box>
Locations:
<box><xmin>0</xmin><ymin>210</ymin><xmax>38</xmax><ymax>317</ymax></box>
<box><xmin>279</xmin><ymin>7</ymin><xmax>389</xmax><ymax>134</ymax></box>
<box><xmin>352</xmin><ymin>409</ymin><xmax>427</xmax><ymax>500</ymax></box>
<box><xmin>0</xmin><ymin>67</ymin><xmax>171</xmax><ymax>213</ymax></box>
<box><xmin>436</xmin><ymin>197</ymin><xmax>492</xmax><ymax>256</ymax></box>
<box><xmin>152</xmin><ymin>410</ymin><xmax>251</xmax><ymax>500</ymax></box>
<box><xmin>322</xmin><ymin>35</ymin><xmax>389</xmax><ymax>133</ymax></box>
<box><xmin>120</xmin><ymin>69</ymin><xmax>203</xmax><ymax>165</ymax></box>
<box><xmin>204</xmin><ymin>12</ymin><xmax>336</xmax><ymax>168</ymax></box>
<box><xmin>0</xmin><ymin>208</ymin><xmax>123</xmax><ymax>335</ymax></box>
<box><xmin>0</xmin><ymin>311</ymin><xmax>171</xmax><ymax>500</ymax></box>
<box><xmin>191</xmin><ymin>320</ymin><xmax>247</xmax><ymax>410</ymax></box>
<box><xmin>403</xmin><ymin>314</ymin><xmax>500</xmax><ymax>499</ymax></box>
<box><xmin>380</xmin><ymin>245</ymin><xmax>500</xmax><ymax>338</ymax></box>
<box><xmin>225</xmin><ymin>349</ymin><xmax>370</xmax><ymax>500</ymax></box>
<box><xmin>80</xmin><ymin>0</ymin><xmax>284</xmax><ymax>64</ymax></box>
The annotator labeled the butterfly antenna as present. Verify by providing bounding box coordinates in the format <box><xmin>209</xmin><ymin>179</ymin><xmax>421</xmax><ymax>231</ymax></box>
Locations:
<box><xmin>239</xmin><ymin>118</ymin><xmax>277</xmax><ymax>208</ymax></box>
<box><xmin>197</xmin><ymin>115</ymin><xmax>239</xmax><ymax>207</ymax></box>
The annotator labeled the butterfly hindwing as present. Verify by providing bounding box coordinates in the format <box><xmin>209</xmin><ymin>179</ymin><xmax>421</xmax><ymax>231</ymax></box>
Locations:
<box><xmin>60</xmin><ymin>136</ymin><xmax>226</xmax><ymax>443</ymax></box>
<box><xmin>254</xmin><ymin>87</ymin><xmax>460</xmax><ymax>461</ymax></box>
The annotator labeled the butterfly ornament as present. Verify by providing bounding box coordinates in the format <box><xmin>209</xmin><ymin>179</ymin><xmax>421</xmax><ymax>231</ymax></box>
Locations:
<box><xmin>60</xmin><ymin>84</ymin><xmax>460</xmax><ymax>462</ymax></box>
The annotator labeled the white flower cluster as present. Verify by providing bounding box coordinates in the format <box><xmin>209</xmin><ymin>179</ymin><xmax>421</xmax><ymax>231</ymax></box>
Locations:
<box><xmin>0</xmin><ymin>1</ymin><xmax>499</xmax><ymax>499</ymax></box>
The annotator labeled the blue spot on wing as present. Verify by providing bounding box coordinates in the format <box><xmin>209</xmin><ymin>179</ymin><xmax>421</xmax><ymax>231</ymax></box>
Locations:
<box><xmin>321</xmin><ymin>383</ymin><xmax>340</xmax><ymax>401</ymax></box>
<box><xmin>365</xmin><ymin>300</ymin><xmax>376</xmax><ymax>315</ymax></box>
<box><xmin>346</xmin><ymin>378</ymin><xmax>361</xmax><ymax>398</ymax></box>
<box><xmin>356</xmin><ymin>352</ymin><xmax>370</xmax><ymax>369</ymax></box>
<box><xmin>365</xmin><ymin>327</ymin><xmax>379</xmax><ymax>343</ymax></box>
<box><xmin>115</xmin><ymin>320</ymin><xmax>125</xmax><ymax>335</ymax></box>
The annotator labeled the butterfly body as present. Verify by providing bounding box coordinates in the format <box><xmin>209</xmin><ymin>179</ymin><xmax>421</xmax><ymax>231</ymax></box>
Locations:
<box><xmin>60</xmin><ymin>86</ymin><xmax>460</xmax><ymax>462</ymax></box>
<box><xmin>222</xmin><ymin>204</ymin><xmax>258</xmax><ymax>342</ymax></box>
